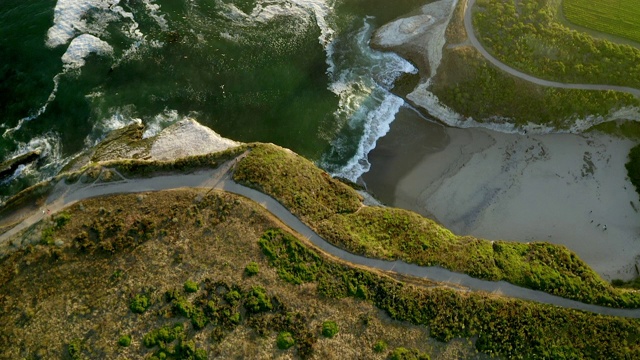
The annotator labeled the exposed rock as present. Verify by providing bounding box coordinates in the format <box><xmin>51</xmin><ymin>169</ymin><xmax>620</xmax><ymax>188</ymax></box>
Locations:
<box><xmin>0</xmin><ymin>150</ymin><xmax>42</xmax><ymax>180</ymax></box>
<box><xmin>149</xmin><ymin>118</ymin><xmax>241</xmax><ymax>161</ymax></box>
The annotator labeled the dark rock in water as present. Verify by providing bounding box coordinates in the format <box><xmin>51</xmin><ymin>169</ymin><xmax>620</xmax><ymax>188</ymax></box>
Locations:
<box><xmin>0</xmin><ymin>150</ymin><xmax>42</xmax><ymax>180</ymax></box>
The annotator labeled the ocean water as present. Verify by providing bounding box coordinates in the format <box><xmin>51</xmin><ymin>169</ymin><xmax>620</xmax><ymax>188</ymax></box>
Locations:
<box><xmin>0</xmin><ymin>0</ymin><xmax>426</xmax><ymax>201</ymax></box>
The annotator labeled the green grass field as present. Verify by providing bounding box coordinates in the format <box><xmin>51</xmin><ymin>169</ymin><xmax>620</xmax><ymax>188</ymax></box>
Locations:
<box><xmin>563</xmin><ymin>0</ymin><xmax>640</xmax><ymax>44</ymax></box>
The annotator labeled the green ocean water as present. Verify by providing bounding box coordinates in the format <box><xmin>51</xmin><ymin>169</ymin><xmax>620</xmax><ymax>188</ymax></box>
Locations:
<box><xmin>0</xmin><ymin>0</ymin><xmax>427</xmax><ymax>200</ymax></box>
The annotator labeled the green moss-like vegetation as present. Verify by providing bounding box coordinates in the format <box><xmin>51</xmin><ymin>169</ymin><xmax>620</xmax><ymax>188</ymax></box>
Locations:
<box><xmin>321</xmin><ymin>320</ymin><xmax>339</xmax><ymax>338</ymax></box>
<box><xmin>117</xmin><ymin>334</ymin><xmax>131</xmax><ymax>347</ymax></box>
<box><xmin>184</xmin><ymin>280</ymin><xmax>199</xmax><ymax>293</ymax></box>
<box><xmin>613</xmin><ymin>277</ymin><xmax>640</xmax><ymax>290</ymax></box>
<box><xmin>260</xmin><ymin>228</ymin><xmax>640</xmax><ymax>359</ymax></box>
<box><xmin>236</xmin><ymin>144</ymin><xmax>640</xmax><ymax>308</ymax></box>
<box><xmin>130</xmin><ymin>293</ymin><xmax>151</xmax><ymax>314</ymax></box>
<box><xmin>431</xmin><ymin>46</ymin><xmax>637</xmax><ymax>128</ymax></box>
<box><xmin>390</xmin><ymin>347</ymin><xmax>431</xmax><ymax>360</ymax></box>
<box><xmin>244</xmin><ymin>261</ymin><xmax>260</xmax><ymax>276</ymax></box>
<box><xmin>588</xmin><ymin>121</ymin><xmax>640</xmax><ymax>139</ymax></box>
<box><xmin>276</xmin><ymin>331</ymin><xmax>295</xmax><ymax>350</ymax></box>
<box><xmin>562</xmin><ymin>0</ymin><xmax>640</xmax><ymax>44</ymax></box>
<box><xmin>233</xmin><ymin>144</ymin><xmax>362</xmax><ymax>224</ymax></box>
<box><xmin>473</xmin><ymin>0</ymin><xmax>640</xmax><ymax>88</ymax></box>
<box><xmin>373</xmin><ymin>339</ymin><xmax>388</xmax><ymax>353</ymax></box>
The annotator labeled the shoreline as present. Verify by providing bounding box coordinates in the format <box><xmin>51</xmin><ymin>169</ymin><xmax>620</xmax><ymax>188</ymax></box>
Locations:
<box><xmin>363</xmin><ymin>0</ymin><xmax>640</xmax><ymax>281</ymax></box>
<box><xmin>365</xmin><ymin>115</ymin><xmax>640</xmax><ymax>280</ymax></box>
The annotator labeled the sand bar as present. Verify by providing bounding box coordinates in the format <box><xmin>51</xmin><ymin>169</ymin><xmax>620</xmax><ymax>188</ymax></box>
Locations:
<box><xmin>365</xmin><ymin>112</ymin><xmax>640</xmax><ymax>281</ymax></box>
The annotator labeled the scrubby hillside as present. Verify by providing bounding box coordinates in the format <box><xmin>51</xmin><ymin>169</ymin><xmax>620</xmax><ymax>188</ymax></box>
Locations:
<box><xmin>1</xmin><ymin>190</ymin><xmax>479</xmax><ymax>359</ymax></box>
<box><xmin>234</xmin><ymin>143</ymin><xmax>640</xmax><ymax>308</ymax></box>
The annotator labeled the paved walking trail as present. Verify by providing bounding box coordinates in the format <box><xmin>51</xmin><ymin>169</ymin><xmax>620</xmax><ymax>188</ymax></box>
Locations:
<box><xmin>1</xmin><ymin>157</ymin><xmax>639</xmax><ymax>318</ymax></box>
<box><xmin>464</xmin><ymin>0</ymin><xmax>640</xmax><ymax>98</ymax></box>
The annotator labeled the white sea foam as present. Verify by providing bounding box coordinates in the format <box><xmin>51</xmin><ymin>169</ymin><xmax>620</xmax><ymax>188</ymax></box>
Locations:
<box><xmin>332</xmin><ymin>92</ymin><xmax>405</xmax><ymax>181</ymax></box>
<box><xmin>324</xmin><ymin>18</ymin><xmax>417</xmax><ymax>181</ymax></box>
<box><xmin>289</xmin><ymin>0</ymin><xmax>336</xmax><ymax>47</ymax></box>
<box><xmin>142</xmin><ymin>0</ymin><xmax>168</xmax><ymax>31</ymax></box>
<box><xmin>62</xmin><ymin>34</ymin><xmax>114</xmax><ymax>70</ymax></box>
<box><xmin>1</xmin><ymin>133</ymin><xmax>66</xmax><ymax>185</ymax></box>
<box><xmin>2</xmin><ymin>74</ymin><xmax>62</xmax><ymax>138</ymax></box>
<box><xmin>46</xmin><ymin>0</ymin><xmax>101</xmax><ymax>47</ymax></box>
<box><xmin>84</xmin><ymin>108</ymin><xmax>141</xmax><ymax>148</ymax></box>
<box><xmin>142</xmin><ymin>109</ymin><xmax>182</xmax><ymax>139</ymax></box>
<box><xmin>0</xmin><ymin>165</ymin><xmax>29</xmax><ymax>186</ymax></box>
<box><xmin>3</xmin><ymin>33</ymin><xmax>113</xmax><ymax>137</ymax></box>
<box><xmin>9</xmin><ymin>0</ymin><xmax>164</xmax><ymax>139</ymax></box>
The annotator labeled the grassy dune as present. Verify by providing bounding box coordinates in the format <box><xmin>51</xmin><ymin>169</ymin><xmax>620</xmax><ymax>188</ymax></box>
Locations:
<box><xmin>235</xmin><ymin>144</ymin><xmax>640</xmax><ymax>308</ymax></box>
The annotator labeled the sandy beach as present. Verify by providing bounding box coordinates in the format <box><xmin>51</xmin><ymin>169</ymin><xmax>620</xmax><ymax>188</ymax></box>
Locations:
<box><xmin>365</xmin><ymin>109</ymin><xmax>640</xmax><ymax>281</ymax></box>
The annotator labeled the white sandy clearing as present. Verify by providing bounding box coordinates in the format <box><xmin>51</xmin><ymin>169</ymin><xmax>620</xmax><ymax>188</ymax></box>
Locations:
<box><xmin>372</xmin><ymin>0</ymin><xmax>457</xmax><ymax>79</ymax></box>
<box><xmin>396</xmin><ymin>129</ymin><xmax>640</xmax><ymax>280</ymax></box>
<box><xmin>149</xmin><ymin>118</ymin><xmax>241</xmax><ymax>161</ymax></box>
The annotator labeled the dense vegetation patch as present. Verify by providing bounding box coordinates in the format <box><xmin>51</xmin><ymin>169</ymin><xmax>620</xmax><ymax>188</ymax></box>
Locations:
<box><xmin>0</xmin><ymin>189</ymin><xmax>456</xmax><ymax>359</ymax></box>
<box><xmin>473</xmin><ymin>0</ymin><xmax>640</xmax><ymax>88</ymax></box>
<box><xmin>431</xmin><ymin>46</ymin><xmax>637</xmax><ymax>127</ymax></box>
<box><xmin>422</xmin><ymin>0</ymin><xmax>638</xmax><ymax>128</ymax></box>
<box><xmin>233</xmin><ymin>144</ymin><xmax>362</xmax><ymax>224</ymax></box>
<box><xmin>259</xmin><ymin>228</ymin><xmax>640</xmax><ymax>359</ymax></box>
<box><xmin>626</xmin><ymin>143</ymin><xmax>640</xmax><ymax>197</ymax></box>
<box><xmin>562</xmin><ymin>0</ymin><xmax>640</xmax><ymax>43</ymax></box>
<box><xmin>237</xmin><ymin>144</ymin><xmax>640</xmax><ymax>307</ymax></box>
<box><xmin>321</xmin><ymin>320</ymin><xmax>339</xmax><ymax>338</ymax></box>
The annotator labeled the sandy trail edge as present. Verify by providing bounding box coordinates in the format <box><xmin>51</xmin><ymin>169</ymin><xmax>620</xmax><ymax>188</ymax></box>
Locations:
<box><xmin>1</xmin><ymin>156</ymin><xmax>639</xmax><ymax>317</ymax></box>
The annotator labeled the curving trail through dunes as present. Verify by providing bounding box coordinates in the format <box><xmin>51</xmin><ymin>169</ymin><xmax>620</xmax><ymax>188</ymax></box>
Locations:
<box><xmin>1</xmin><ymin>158</ymin><xmax>640</xmax><ymax>318</ymax></box>
<box><xmin>464</xmin><ymin>0</ymin><xmax>640</xmax><ymax>98</ymax></box>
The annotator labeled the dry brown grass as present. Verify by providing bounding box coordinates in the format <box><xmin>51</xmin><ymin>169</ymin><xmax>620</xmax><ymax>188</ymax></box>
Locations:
<box><xmin>0</xmin><ymin>190</ymin><xmax>483</xmax><ymax>359</ymax></box>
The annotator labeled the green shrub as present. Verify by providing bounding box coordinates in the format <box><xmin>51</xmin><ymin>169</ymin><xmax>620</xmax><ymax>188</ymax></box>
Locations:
<box><xmin>118</xmin><ymin>334</ymin><xmax>131</xmax><ymax>347</ymax></box>
<box><xmin>229</xmin><ymin>312</ymin><xmax>241</xmax><ymax>324</ymax></box>
<box><xmin>225</xmin><ymin>290</ymin><xmax>242</xmax><ymax>306</ymax></box>
<box><xmin>373</xmin><ymin>340</ymin><xmax>387</xmax><ymax>353</ymax></box>
<box><xmin>172</xmin><ymin>297</ymin><xmax>195</xmax><ymax>318</ymax></box>
<box><xmin>190</xmin><ymin>308</ymin><xmax>208</xmax><ymax>330</ymax></box>
<box><xmin>276</xmin><ymin>331</ymin><xmax>295</xmax><ymax>350</ymax></box>
<box><xmin>130</xmin><ymin>293</ymin><xmax>150</xmax><ymax>314</ymax></box>
<box><xmin>245</xmin><ymin>286</ymin><xmax>273</xmax><ymax>313</ymax></box>
<box><xmin>321</xmin><ymin>321</ymin><xmax>339</xmax><ymax>338</ymax></box>
<box><xmin>390</xmin><ymin>347</ymin><xmax>430</xmax><ymax>360</ymax></box>
<box><xmin>54</xmin><ymin>212</ymin><xmax>72</xmax><ymax>228</ymax></box>
<box><xmin>143</xmin><ymin>323</ymin><xmax>184</xmax><ymax>348</ymax></box>
<box><xmin>245</xmin><ymin>261</ymin><xmax>260</xmax><ymax>276</ymax></box>
<box><xmin>67</xmin><ymin>339</ymin><xmax>84</xmax><ymax>360</ymax></box>
<box><xmin>184</xmin><ymin>280</ymin><xmax>199</xmax><ymax>293</ymax></box>
<box><xmin>41</xmin><ymin>226</ymin><xmax>55</xmax><ymax>245</ymax></box>
<box><xmin>260</xmin><ymin>228</ymin><xmax>640</xmax><ymax>358</ymax></box>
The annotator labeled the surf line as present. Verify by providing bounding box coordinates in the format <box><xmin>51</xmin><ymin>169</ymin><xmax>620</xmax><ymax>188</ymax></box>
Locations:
<box><xmin>2</xmin><ymin>74</ymin><xmax>62</xmax><ymax>138</ymax></box>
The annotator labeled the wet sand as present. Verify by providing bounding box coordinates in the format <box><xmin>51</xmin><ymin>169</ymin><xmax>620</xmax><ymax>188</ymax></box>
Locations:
<box><xmin>362</xmin><ymin>106</ymin><xmax>449</xmax><ymax>207</ymax></box>
<box><xmin>365</xmin><ymin>111</ymin><xmax>640</xmax><ymax>281</ymax></box>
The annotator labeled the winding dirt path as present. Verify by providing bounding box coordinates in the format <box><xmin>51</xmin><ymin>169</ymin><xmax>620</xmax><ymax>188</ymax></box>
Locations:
<box><xmin>1</xmin><ymin>158</ymin><xmax>640</xmax><ymax>318</ymax></box>
<box><xmin>464</xmin><ymin>0</ymin><xmax>640</xmax><ymax>97</ymax></box>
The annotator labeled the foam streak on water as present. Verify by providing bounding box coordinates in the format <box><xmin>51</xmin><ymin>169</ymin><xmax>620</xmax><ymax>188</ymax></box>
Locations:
<box><xmin>2</xmin><ymin>74</ymin><xmax>62</xmax><ymax>138</ymax></box>
<box><xmin>333</xmin><ymin>91</ymin><xmax>405</xmax><ymax>181</ymax></box>
<box><xmin>321</xmin><ymin>17</ymin><xmax>417</xmax><ymax>181</ymax></box>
